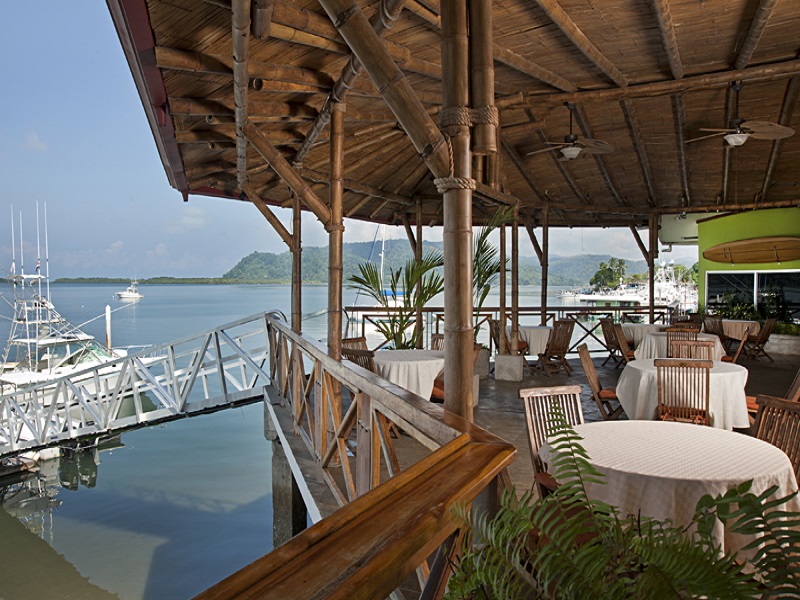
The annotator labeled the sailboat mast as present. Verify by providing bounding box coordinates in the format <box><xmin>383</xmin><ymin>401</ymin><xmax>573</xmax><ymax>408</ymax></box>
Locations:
<box><xmin>9</xmin><ymin>205</ymin><xmax>15</xmax><ymax>276</ymax></box>
<box><xmin>44</xmin><ymin>202</ymin><xmax>51</xmax><ymax>302</ymax></box>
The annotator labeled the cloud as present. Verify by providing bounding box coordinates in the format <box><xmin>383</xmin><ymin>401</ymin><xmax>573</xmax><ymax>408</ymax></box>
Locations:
<box><xmin>146</xmin><ymin>243</ymin><xmax>169</xmax><ymax>258</ymax></box>
<box><xmin>108</xmin><ymin>241</ymin><xmax>124</xmax><ymax>253</ymax></box>
<box><xmin>25</xmin><ymin>132</ymin><xmax>48</xmax><ymax>152</ymax></box>
<box><xmin>164</xmin><ymin>207</ymin><xmax>210</xmax><ymax>234</ymax></box>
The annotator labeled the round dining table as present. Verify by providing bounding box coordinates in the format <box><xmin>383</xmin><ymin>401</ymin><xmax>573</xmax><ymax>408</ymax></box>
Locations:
<box><xmin>372</xmin><ymin>349</ymin><xmax>445</xmax><ymax>399</ymax></box>
<box><xmin>721</xmin><ymin>319</ymin><xmax>760</xmax><ymax>340</ymax></box>
<box><xmin>620</xmin><ymin>323</ymin><xmax>665</xmax><ymax>347</ymax></box>
<box><xmin>615</xmin><ymin>358</ymin><xmax>749</xmax><ymax>429</ymax></box>
<box><xmin>633</xmin><ymin>331</ymin><xmax>726</xmax><ymax>361</ymax></box>
<box><xmin>540</xmin><ymin>421</ymin><xmax>800</xmax><ymax>558</ymax></box>
<box><xmin>507</xmin><ymin>325</ymin><xmax>552</xmax><ymax>355</ymax></box>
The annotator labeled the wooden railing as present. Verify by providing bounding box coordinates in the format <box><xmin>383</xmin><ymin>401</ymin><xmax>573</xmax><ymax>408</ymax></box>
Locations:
<box><xmin>199</xmin><ymin>313</ymin><xmax>516</xmax><ymax>598</ymax></box>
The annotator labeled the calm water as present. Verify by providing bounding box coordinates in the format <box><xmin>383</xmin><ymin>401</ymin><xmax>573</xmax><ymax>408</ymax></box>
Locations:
<box><xmin>0</xmin><ymin>282</ymin><xmax>576</xmax><ymax>599</ymax></box>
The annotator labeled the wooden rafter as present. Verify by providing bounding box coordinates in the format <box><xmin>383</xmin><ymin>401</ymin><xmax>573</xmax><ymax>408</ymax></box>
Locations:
<box><xmin>651</xmin><ymin>0</ymin><xmax>683</xmax><ymax>80</ymax></box>
<box><xmin>760</xmin><ymin>77</ymin><xmax>800</xmax><ymax>201</ymax></box>
<box><xmin>533</xmin><ymin>0</ymin><xmax>628</xmax><ymax>88</ymax></box>
<box><xmin>721</xmin><ymin>84</ymin><xmax>736</xmax><ymax>205</ymax></box>
<box><xmin>573</xmin><ymin>104</ymin><xmax>627</xmax><ymax>206</ymax></box>
<box><xmin>300</xmin><ymin>168</ymin><xmax>412</xmax><ymax>204</ymax></box>
<box><xmin>734</xmin><ymin>0</ymin><xmax>779</xmax><ymax>70</ymax></box>
<box><xmin>619</xmin><ymin>99</ymin><xmax>656</xmax><ymax>207</ymax></box>
<box><xmin>671</xmin><ymin>94</ymin><xmax>691</xmax><ymax>207</ymax></box>
<box><xmin>500</xmin><ymin>140</ymin><xmax>548</xmax><ymax>204</ymax></box>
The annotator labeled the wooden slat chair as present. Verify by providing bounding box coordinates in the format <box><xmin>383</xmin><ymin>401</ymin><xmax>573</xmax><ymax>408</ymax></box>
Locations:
<box><xmin>613</xmin><ymin>323</ymin><xmax>636</xmax><ymax>364</ymax></box>
<box><xmin>519</xmin><ymin>385</ymin><xmax>584</xmax><ymax>498</ymax></box>
<box><xmin>753</xmin><ymin>394</ymin><xmax>800</xmax><ymax>478</ymax></box>
<box><xmin>342</xmin><ymin>336</ymin><xmax>369</xmax><ymax>351</ymax></box>
<box><xmin>665</xmin><ymin>327</ymin><xmax>699</xmax><ymax>357</ymax></box>
<box><xmin>744</xmin><ymin>366</ymin><xmax>800</xmax><ymax>426</ymax></box>
<box><xmin>488</xmin><ymin>318</ymin><xmax>528</xmax><ymax>356</ymax></box>
<box><xmin>599</xmin><ymin>318</ymin><xmax>621</xmax><ymax>366</ymax></box>
<box><xmin>745</xmin><ymin>317</ymin><xmax>776</xmax><ymax>362</ymax></box>
<box><xmin>577</xmin><ymin>343</ymin><xmax>624</xmax><ymax>421</ymax></box>
<box><xmin>430</xmin><ymin>333</ymin><xmax>445</xmax><ymax>351</ymax></box>
<box><xmin>669</xmin><ymin>320</ymin><xmax>700</xmax><ymax>330</ymax></box>
<box><xmin>430</xmin><ymin>344</ymin><xmax>481</xmax><ymax>403</ymax></box>
<box><xmin>721</xmin><ymin>328</ymin><xmax>749</xmax><ymax>364</ymax></box>
<box><xmin>702</xmin><ymin>315</ymin><xmax>729</xmax><ymax>349</ymax></box>
<box><xmin>670</xmin><ymin>339</ymin><xmax>715</xmax><ymax>360</ymax></box>
<box><xmin>655</xmin><ymin>358</ymin><xmax>713</xmax><ymax>426</ymax></box>
<box><xmin>341</xmin><ymin>347</ymin><xmax>377</xmax><ymax>373</ymax></box>
<box><xmin>534</xmin><ymin>320</ymin><xmax>574</xmax><ymax>376</ymax></box>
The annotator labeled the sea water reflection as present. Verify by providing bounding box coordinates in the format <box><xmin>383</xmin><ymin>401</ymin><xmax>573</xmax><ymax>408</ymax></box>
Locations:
<box><xmin>0</xmin><ymin>283</ymin><xmax>578</xmax><ymax>598</ymax></box>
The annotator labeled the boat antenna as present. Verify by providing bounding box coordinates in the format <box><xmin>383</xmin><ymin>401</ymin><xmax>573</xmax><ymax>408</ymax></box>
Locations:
<box><xmin>9</xmin><ymin>205</ymin><xmax>15</xmax><ymax>277</ymax></box>
<box><xmin>18</xmin><ymin>210</ymin><xmax>24</xmax><ymax>276</ymax></box>
<box><xmin>44</xmin><ymin>202</ymin><xmax>51</xmax><ymax>301</ymax></box>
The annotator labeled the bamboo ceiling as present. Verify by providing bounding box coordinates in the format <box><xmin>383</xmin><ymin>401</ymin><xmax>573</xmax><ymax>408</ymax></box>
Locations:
<box><xmin>108</xmin><ymin>0</ymin><xmax>800</xmax><ymax>229</ymax></box>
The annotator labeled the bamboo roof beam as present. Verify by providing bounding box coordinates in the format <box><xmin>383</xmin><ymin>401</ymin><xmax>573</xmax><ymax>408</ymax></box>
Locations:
<box><xmin>300</xmin><ymin>168</ymin><xmax>412</xmax><ymax>204</ymax></box>
<box><xmin>244</xmin><ymin>120</ymin><xmax>332</xmax><ymax>225</ymax></box>
<box><xmin>232</xmin><ymin>0</ymin><xmax>251</xmax><ymax>188</ymax></box>
<box><xmin>525</xmin><ymin>221</ymin><xmax>544</xmax><ymax>263</ymax></box>
<box><xmin>619</xmin><ymin>99</ymin><xmax>656</xmax><ymax>207</ymax></box>
<box><xmin>251</xmin><ymin>0</ymin><xmax>275</xmax><ymax>39</ymax></box>
<box><xmin>671</xmin><ymin>94</ymin><xmax>692</xmax><ymax>207</ymax></box>
<box><xmin>169</xmin><ymin>98</ymin><xmax>319</xmax><ymax>121</ymax></box>
<box><xmin>720</xmin><ymin>84</ymin><xmax>736</xmax><ymax>205</ymax></box>
<box><xmin>155</xmin><ymin>47</ymin><xmax>334</xmax><ymax>88</ymax></box>
<box><xmin>345</xmin><ymin>195</ymin><xmax>372</xmax><ymax>217</ymax></box>
<box><xmin>734</xmin><ymin>0</ymin><xmax>779</xmax><ymax>70</ymax></box>
<box><xmin>316</xmin><ymin>0</ymin><xmax>450</xmax><ymax>180</ymax></box>
<box><xmin>242</xmin><ymin>181</ymin><xmax>293</xmax><ymax>247</ymax></box>
<box><xmin>176</xmin><ymin>127</ymin><xmax>319</xmax><ymax>145</ymax></box>
<box><xmin>500</xmin><ymin>140</ymin><xmax>548</xmax><ymax>204</ymax></box>
<box><xmin>651</xmin><ymin>0</ymin><xmax>684</xmax><ymax>80</ymax></box>
<box><xmin>498</xmin><ymin>59</ymin><xmax>800</xmax><ymax>108</ymax></box>
<box><xmin>533</xmin><ymin>0</ymin><xmax>628</xmax><ymax>88</ymax></box>
<box><xmin>573</xmin><ymin>104</ymin><xmax>627</xmax><ymax>206</ymax></box>
<box><xmin>630</xmin><ymin>225</ymin><xmax>649</xmax><ymax>261</ymax></box>
<box><xmin>760</xmin><ymin>77</ymin><xmax>800</xmax><ymax>202</ymax></box>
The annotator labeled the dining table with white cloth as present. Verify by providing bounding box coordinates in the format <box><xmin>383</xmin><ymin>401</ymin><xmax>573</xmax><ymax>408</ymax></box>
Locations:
<box><xmin>539</xmin><ymin>421</ymin><xmax>800</xmax><ymax>557</ymax></box>
<box><xmin>721</xmin><ymin>319</ymin><xmax>761</xmax><ymax>340</ymax></box>
<box><xmin>633</xmin><ymin>331</ymin><xmax>727</xmax><ymax>361</ymax></box>
<box><xmin>507</xmin><ymin>325</ymin><xmax>552</xmax><ymax>355</ymax></box>
<box><xmin>615</xmin><ymin>358</ymin><xmax>750</xmax><ymax>429</ymax></box>
<box><xmin>372</xmin><ymin>349</ymin><xmax>445</xmax><ymax>399</ymax></box>
<box><xmin>620</xmin><ymin>323</ymin><xmax>665</xmax><ymax>347</ymax></box>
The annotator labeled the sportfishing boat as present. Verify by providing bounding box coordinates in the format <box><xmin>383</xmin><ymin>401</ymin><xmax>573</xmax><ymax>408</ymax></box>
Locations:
<box><xmin>116</xmin><ymin>279</ymin><xmax>143</xmax><ymax>301</ymax></box>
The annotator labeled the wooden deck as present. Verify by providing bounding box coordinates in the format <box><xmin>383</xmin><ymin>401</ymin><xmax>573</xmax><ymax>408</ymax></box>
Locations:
<box><xmin>474</xmin><ymin>351</ymin><xmax>800</xmax><ymax>494</ymax></box>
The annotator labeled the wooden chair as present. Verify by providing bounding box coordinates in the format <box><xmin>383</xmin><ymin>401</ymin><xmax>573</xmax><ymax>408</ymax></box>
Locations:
<box><xmin>669</xmin><ymin>321</ymin><xmax>700</xmax><ymax>330</ymax></box>
<box><xmin>721</xmin><ymin>328</ymin><xmax>749</xmax><ymax>364</ymax></box>
<box><xmin>753</xmin><ymin>394</ymin><xmax>800</xmax><ymax>477</ymax></box>
<box><xmin>430</xmin><ymin>344</ymin><xmax>481</xmax><ymax>402</ymax></box>
<box><xmin>665</xmin><ymin>327</ymin><xmax>698</xmax><ymax>357</ymax></box>
<box><xmin>745</xmin><ymin>317</ymin><xmax>776</xmax><ymax>362</ymax></box>
<box><xmin>488</xmin><ymin>319</ymin><xmax>528</xmax><ymax>356</ymax></box>
<box><xmin>341</xmin><ymin>347</ymin><xmax>376</xmax><ymax>372</ymax></box>
<box><xmin>744</xmin><ymin>366</ymin><xmax>800</xmax><ymax>426</ymax></box>
<box><xmin>613</xmin><ymin>323</ymin><xmax>635</xmax><ymax>364</ymax></box>
<box><xmin>342</xmin><ymin>336</ymin><xmax>369</xmax><ymax>351</ymax></box>
<box><xmin>577</xmin><ymin>344</ymin><xmax>624</xmax><ymax>421</ymax></box>
<box><xmin>670</xmin><ymin>339</ymin><xmax>715</xmax><ymax>360</ymax></box>
<box><xmin>599</xmin><ymin>318</ymin><xmax>621</xmax><ymax>366</ymax></box>
<box><xmin>430</xmin><ymin>333</ymin><xmax>444</xmax><ymax>351</ymax></box>
<box><xmin>702</xmin><ymin>315</ymin><xmax>729</xmax><ymax>349</ymax></box>
<box><xmin>519</xmin><ymin>385</ymin><xmax>584</xmax><ymax>498</ymax></box>
<box><xmin>655</xmin><ymin>358</ymin><xmax>712</xmax><ymax>426</ymax></box>
<box><xmin>534</xmin><ymin>320</ymin><xmax>574</xmax><ymax>376</ymax></box>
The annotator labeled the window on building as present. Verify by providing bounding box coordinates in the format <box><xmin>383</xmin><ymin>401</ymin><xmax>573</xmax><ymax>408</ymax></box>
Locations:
<box><xmin>758</xmin><ymin>272</ymin><xmax>800</xmax><ymax>321</ymax></box>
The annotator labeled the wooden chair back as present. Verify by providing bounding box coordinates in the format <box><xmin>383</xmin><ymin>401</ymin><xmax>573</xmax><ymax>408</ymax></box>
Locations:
<box><xmin>703</xmin><ymin>315</ymin><xmax>724</xmax><ymax>336</ymax></box>
<box><xmin>746</xmin><ymin>317</ymin><xmax>776</xmax><ymax>361</ymax></box>
<box><xmin>599</xmin><ymin>318</ymin><xmax>621</xmax><ymax>366</ymax></box>
<box><xmin>727</xmin><ymin>328</ymin><xmax>749</xmax><ymax>364</ymax></box>
<box><xmin>342</xmin><ymin>336</ymin><xmax>369</xmax><ymax>351</ymax></box>
<box><xmin>665</xmin><ymin>327</ymin><xmax>698</xmax><ymax>357</ymax></box>
<box><xmin>754</xmin><ymin>394</ymin><xmax>800</xmax><ymax>477</ymax></box>
<box><xmin>535</xmin><ymin>320</ymin><xmax>574</xmax><ymax>375</ymax></box>
<box><xmin>430</xmin><ymin>333</ymin><xmax>444</xmax><ymax>351</ymax></box>
<box><xmin>488</xmin><ymin>319</ymin><xmax>502</xmax><ymax>353</ymax></box>
<box><xmin>519</xmin><ymin>385</ymin><xmax>584</xmax><ymax>497</ymax></box>
<box><xmin>655</xmin><ymin>358</ymin><xmax>712</xmax><ymax>425</ymax></box>
<box><xmin>613</xmin><ymin>323</ymin><xmax>634</xmax><ymax>363</ymax></box>
<box><xmin>688</xmin><ymin>312</ymin><xmax>704</xmax><ymax>325</ymax></box>
<box><xmin>670</xmin><ymin>339</ymin><xmax>714</xmax><ymax>360</ymax></box>
<box><xmin>669</xmin><ymin>321</ymin><xmax>700</xmax><ymax>330</ymax></box>
<box><xmin>341</xmin><ymin>347</ymin><xmax>376</xmax><ymax>372</ymax></box>
<box><xmin>577</xmin><ymin>343</ymin><xmax>623</xmax><ymax>420</ymax></box>
<box><xmin>787</xmin><ymin>368</ymin><xmax>800</xmax><ymax>403</ymax></box>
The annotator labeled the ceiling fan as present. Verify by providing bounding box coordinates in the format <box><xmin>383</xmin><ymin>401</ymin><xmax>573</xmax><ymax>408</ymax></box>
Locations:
<box><xmin>686</xmin><ymin>82</ymin><xmax>795</xmax><ymax>146</ymax></box>
<box><xmin>526</xmin><ymin>103</ymin><xmax>614</xmax><ymax>160</ymax></box>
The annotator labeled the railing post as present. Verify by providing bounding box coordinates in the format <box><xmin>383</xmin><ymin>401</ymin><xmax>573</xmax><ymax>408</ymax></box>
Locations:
<box><xmin>355</xmin><ymin>393</ymin><xmax>375</xmax><ymax>496</ymax></box>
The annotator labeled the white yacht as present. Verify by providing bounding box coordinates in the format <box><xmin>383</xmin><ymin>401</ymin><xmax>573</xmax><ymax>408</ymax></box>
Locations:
<box><xmin>115</xmin><ymin>279</ymin><xmax>143</xmax><ymax>301</ymax></box>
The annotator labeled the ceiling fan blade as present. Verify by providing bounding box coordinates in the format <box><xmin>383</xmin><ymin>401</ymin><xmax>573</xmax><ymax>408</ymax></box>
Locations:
<box><xmin>685</xmin><ymin>131</ymin><xmax>727</xmax><ymax>144</ymax></box>
<box><xmin>698</xmin><ymin>128</ymin><xmax>735</xmax><ymax>133</ymax></box>
<box><xmin>525</xmin><ymin>145</ymin><xmax>562</xmax><ymax>156</ymax></box>
<box><xmin>742</xmin><ymin>120</ymin><xmax>795</xmax><ymax>140</ymax></box>
<box><xmin>578</xmin><ymin>138</ymin><xmax>614</xmax><ymax>154</ymax></box>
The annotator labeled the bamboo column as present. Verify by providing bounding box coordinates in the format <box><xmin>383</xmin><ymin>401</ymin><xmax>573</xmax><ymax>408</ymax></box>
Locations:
<box><xmin>649</xmin><ymin>213</ymin><xmax>658</xmax><ymax>322</ymax></box>
<box><xmin>415</xmin><ymin>200</ymin><xmax>423</xmax><ymax>348</ymax></box>
<box><xmin>328</xmin><ymin>103</ymin><xmax>345</xmax><ymax>359</ymax></box>
<box><xmin>540</xmin><ymin>206</ymin><xmax>549</xmax><ymax>326</ymax></box>
<box><xmin>441</xmin><ymin>0</ymin><xmax>474</xmax><ymax>420</ymax></box>
<box><xmin>499</xmin><ymin>224</ymin><xmax>507</xmax><ymax>353</ymax></box>
<box><xmin>292</xmin><ymin>194</ymin><xmax>302</xmax><ymax>331</ymax></box>
<box><xmin>511</xmin><ymin>206</ymin><xmax>519</xmax><ymax>353</ymax></box>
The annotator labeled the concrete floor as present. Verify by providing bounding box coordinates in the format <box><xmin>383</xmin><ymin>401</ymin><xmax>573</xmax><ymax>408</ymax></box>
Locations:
<box><xmin>473</xmin><ymin>351</ymin><xmax>800</xmax><ymax>495</ymax></box>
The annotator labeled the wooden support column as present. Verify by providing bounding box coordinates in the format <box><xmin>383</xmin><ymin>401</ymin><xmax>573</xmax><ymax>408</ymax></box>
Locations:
<box><xmin>441</xmin><ymin>0</ymin><xmax>473</xmax><ymax>420</ymax></box>
<box><xmin>499</xmin><ymin>224</ymin><xmax>507</xmax><ymax>353</ymax></box>
<box><xmin>328</xmin><ymin>103</ymin><xmax>345</xmax><ymax>359</ymax></box>
<box><xmin>469</xmin><ymin>0</ymin><xmax>496</xmax><ymax>156</ymax></box>
<box><xmin>540</xmin><ymin>207</ymin><xmax>549</xmax><ymax>326</ymax></box>
<box><xmin>292</xmin><ymin>194</ymin><xmax>302</xmax><ymax>331</ymax></box>
<box><xmin>648</xmin><ymin>213</ymin><xmax>659</xmax><ymax>322</ymax></box>
<box><xmin>232</xmin><ymin>0</ymin><xmax>251</xmax><ymax>188</ymax></box>
<box><xmin>510</xmin><ymin>207</ymin><xmax>519</xmax><ymax>353</ymax></box>
<box><xmin>416</xmin><ymin>200</ymin><xmax>424</xmax><ymax>344</ymax></box>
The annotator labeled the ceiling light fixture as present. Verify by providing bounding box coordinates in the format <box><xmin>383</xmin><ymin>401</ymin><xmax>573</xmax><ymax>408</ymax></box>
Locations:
<box><xmin>724</xmin><ymin>132</ymin><xmax>749</xmax><ymax>146</ymax></box>
<box><xmin>560</xmin><ymin>146</ymin><xmax>581</xmax><ymax>160</ymax></box>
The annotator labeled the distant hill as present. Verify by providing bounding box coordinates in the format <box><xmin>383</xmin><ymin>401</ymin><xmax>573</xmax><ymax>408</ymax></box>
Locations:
<box><xmin>222</xmin><ymin>241</ymin><xmax>655</xmax><ymax>286</ymax></box>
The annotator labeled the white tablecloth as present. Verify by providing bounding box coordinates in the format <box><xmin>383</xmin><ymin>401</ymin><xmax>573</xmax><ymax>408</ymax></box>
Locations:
<box><xmin>540</xmin><ymin>421</ymin><xmax>800</xmax><ymax>557</ymax></box>
<box><xmin>507</xmin><ymin>325</ymin><xmax>552</xmax><ymax>355</ymax></box>
<box><xmin>722</xmin><ymin>319</ymin><xmax>760</xmax><ymax>340</ymax></box>
<box><xmin>373</xmin><ymin>349</ymin><xmax>445</xmax><ymax>399</ymax></box>
<box><xmin>634</xmin><ymin>332</ymin><xmax>726</xmax><ymax>361</ymax></box>
<box><xmin>615</xmin><ymin>358</ymin><xmax>749</xmax><ymax>429</ymax></box>
<box><xmin>621</xmin><ymin>323</ymin><xmax>665</xmax><ymax>347</ymax></box>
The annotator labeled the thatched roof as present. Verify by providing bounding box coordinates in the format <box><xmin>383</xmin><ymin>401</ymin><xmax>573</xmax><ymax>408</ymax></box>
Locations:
<box><xmin>108</xmin><ymin>0</ymin><xmax>800</xmax><ymax>230</ymax></box>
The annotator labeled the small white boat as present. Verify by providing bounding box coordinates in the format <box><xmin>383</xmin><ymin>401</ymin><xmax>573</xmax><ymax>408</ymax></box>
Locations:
<box><xmin>116</xmin><ymin>280</ymin><xmax>143</xmax><ymax>301</ymax></box>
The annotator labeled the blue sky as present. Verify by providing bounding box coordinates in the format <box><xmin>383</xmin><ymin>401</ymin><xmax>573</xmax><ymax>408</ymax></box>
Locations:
<box><xmin>0</xmin><ymin>3</ymin><xmax>697</xmax><ymax>279</ymax></box>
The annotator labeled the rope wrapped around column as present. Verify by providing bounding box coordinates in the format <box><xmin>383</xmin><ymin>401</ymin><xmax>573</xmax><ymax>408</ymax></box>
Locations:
<box><xmin>432</xmin><ymin>105</ymin><xmax>499</xmax><ymax>193</ymax></box>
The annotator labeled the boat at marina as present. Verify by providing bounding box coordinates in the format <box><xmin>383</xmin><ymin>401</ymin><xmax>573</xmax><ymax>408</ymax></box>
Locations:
<box><xmin>115</xmin><ymin>279</ymin><xmax>143</xmax><ymax>301</ymax></box>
